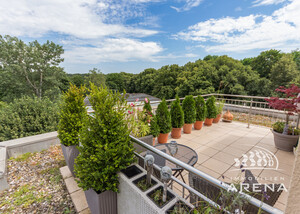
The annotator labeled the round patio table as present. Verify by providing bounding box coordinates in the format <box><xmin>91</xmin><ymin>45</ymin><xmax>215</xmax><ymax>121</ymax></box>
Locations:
<box><xmin>149</xmin><ymin>143</ymin><xmax>198</xmax><ymax>183</ymax></box>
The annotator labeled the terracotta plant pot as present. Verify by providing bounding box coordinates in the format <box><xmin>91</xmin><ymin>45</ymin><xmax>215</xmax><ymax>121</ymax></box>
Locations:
<box><xmin>158</xmin><ymin>133</ymin><xmax>169</xmax><ymax>144</ymax></box>
<box><xmin>183</xmin><ymin>124</ymin><xmax>193</xmax><ymax>134</ymax></box>
<box><xmin>194</xmin><ymin>121</ymin><xmax>203</xmax><ymax>130</ymax></box>
<box><xmin>171</xmin><ymin>128</ymin><xmax>182</xmax><ymax>139</ymax></box>
<box><xmin>213</xmin><ymin>114</ymin><xmax>222</xmax><ymax>123</ymax></box>
<box><xmin>223</xmin><ymin>110</ymin><xmax>233</xmax><ymax>122</ymax></box>
<box><xmin>153</xmin><ymin>137</ymin><xmax>156</xmax><ymax>146</ymax></box>
<box><xmin>272</xmin><ymin>130</ymin><xmax>299</xmax><ymax>152</ymax></box>
<box><xmin>204</xmin><ymin>118</ymin><xmax>213</xmax><ymax>126</ymax></box>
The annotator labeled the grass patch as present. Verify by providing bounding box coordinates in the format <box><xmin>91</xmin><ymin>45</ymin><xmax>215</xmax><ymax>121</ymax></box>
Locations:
<box><xmin>12</xmin><ymin>184</ymin><xmax>50</xmax><ymax>208</ymax></box>
<box><xmin>10</xmin><ymin>152</ymin><xmax>35</xmax><ymax>162</ymax></box>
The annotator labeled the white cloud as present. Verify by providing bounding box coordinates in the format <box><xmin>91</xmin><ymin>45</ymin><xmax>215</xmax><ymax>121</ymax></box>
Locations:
<box><xmin>252</xmin><ymin>0</ymin><xmax>286</xmax><ymax>7</ymax></box>
<box><xmin>0</xmin><ymin>0</ymin><xmax>164</xmax><ymax>63</ymax></box>
<box><xmin>175</xmin><ymin>0</ymin><xmax>300</xmax><ymax>53</ymax></box>
<box><xmin>63</xmin><ymin>38</ymin><xmax>163</xmax><ymax>63</ymax></box>
<box><xmin>171</xmin><ymin>0</ymin><xmax>204</xmax><ymax>12</ymax></box>
<box><xmin>0</xmin><ymin>0</ymin><xmax>158</xmax><ymax>39</ymax></box>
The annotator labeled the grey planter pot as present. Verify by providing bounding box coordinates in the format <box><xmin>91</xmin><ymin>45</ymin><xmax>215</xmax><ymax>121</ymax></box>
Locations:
<box><xmin>85</xmin><ymin>189</ymin><xmax>117</xmax><ymax>214</ymax></box>
<box><xmin>61</xmin><ymin>144</ymin><xmax>79</xmax><ymax>176</ymax></box>
<box><xmin>272</xmin><ymin>130</ymin><xmax>299</xmax><ymax>152</ymax></box>
<box><xmin>134</xmin><ymin>135</ymin><xmax>153</xmax><ymax>153</ymax></box>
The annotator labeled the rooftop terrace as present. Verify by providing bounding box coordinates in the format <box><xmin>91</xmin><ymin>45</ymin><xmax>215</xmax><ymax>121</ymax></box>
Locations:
<box><xmin>166</xmin><ymin>121</ymin><xmax>294</xmax><ymax>212</ymax></box>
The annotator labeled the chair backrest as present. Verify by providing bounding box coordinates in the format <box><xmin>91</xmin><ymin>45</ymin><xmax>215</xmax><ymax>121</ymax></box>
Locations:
<box><xmin>243</xmin><ymin>170</ymin><xmax>283</xmax><ymax>207</ymax></box>
<box><xmin>147</xmin><ymin>149</ymin><xmax>166</xmax><ymax>167</ymax></box>
<box><xmin>188</xmin><ymin>172</ymin><xmax>276</xmax><ymax>213</ymax></box>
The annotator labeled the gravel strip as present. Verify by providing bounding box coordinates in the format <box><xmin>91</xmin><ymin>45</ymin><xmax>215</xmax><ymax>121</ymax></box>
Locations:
<box><xmin>0</xmin><ymin>145</ymin><xmax>76</xmax><ymax>214</ymax></box>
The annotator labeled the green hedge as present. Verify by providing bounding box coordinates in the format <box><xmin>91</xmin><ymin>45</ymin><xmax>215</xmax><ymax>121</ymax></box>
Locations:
<box><xmin>170</xmin><ymin>96</ymin><xmax>184</xmax><ymax>128</ymax></box>
<box><xmin>182</xmin><ymin>95</ymin><xmax>196</xmax><ymax>124</ymax></box>
<box><xmin>156</xmin><ymin>99</ymin><xmax>172</xmax><ymax>134</ymax></box>
<box><xmin>206</xmin><ymin>96</ymin><xmax>217</xmax><ymax>119</ymax></box>
<box><xmin>195</xmin><ymin>95</ymin><xmax>206</xmax><ymax>121</ymax></box>
<box><xmin>0</xmin><ymin>96</ymin><xmax>59</xmax><ymax>142</ymax></box>
<box><xmin>75</xmin><ymin>85</ymin><xmax>134</xmax><ymax>193</ymax></box>
<box><xmin>58</xmin><ymin>84</ymin><xmax>86</xmax><ymax>146</ymax></box>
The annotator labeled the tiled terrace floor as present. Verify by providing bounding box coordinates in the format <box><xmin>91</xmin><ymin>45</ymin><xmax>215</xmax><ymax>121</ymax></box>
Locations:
<box><xmin>164</xmin><ymin>121</ymin><xmax>296</xmax><ymax>212</ymax></box>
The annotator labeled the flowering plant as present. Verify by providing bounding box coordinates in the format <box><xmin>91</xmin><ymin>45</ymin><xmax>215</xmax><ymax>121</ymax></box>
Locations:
<box><xmin>266</xmin><ymin>85</ymin><xmax>300</xmax><ymax>135</ymax></box>
<box><xmin>127</xmin><ymin>102</ymin><xmax>152</xmax><ymax>138</ymax></box>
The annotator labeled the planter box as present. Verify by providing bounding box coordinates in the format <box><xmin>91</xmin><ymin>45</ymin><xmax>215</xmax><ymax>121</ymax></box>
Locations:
<box><xmin>272</xmin><ymin>130</ymin><xmax>299</xmax><ymax>152</ymax></box>
<box><xmin>134</xmin><ymin>135</ymin><xmax>153</xmax><ymax>153</ymax></box>
<box><xmin>61</xmin><ymin>144</ymin><xmax>79</xmax><ymax>176</ymax></box>
<box><xmin>165</xmin><ymin>200</ymin><xmax>193</xmax><ymax>214</ymax></box>
<box><xmin>118</xmin><ymin>164</ymin><xmax>193</xmax><ymax>214</ymax></box>
<box><xmin>85</xmin><ymin>188</ymin><xmax>117</xmax><ymax>214</ymax></box>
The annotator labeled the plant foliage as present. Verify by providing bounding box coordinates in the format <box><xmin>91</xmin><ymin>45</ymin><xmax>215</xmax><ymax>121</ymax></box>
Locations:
<box><xmin>156</xmin><ymin>99</ymin><xmax>172</xmax><ymax>134</ymax></box>
<box><xmin>74</xmin><ymin>85</ymin><xmax>135</xmax><ymax>193</ymax></box>
<box><xmin>150</xmin><ymin>115</ymin><xmax>160</xmax><ymax>137</ymax></box>
<box><xmin>143</xmin><ymin>97</ymin><xmax>152</xmax><ymax>113</ymax></box>
<box><xmin>58</xmin><ymin>84</ymin><xmax>86</xmax><ymax>146</ymax></box>
<box><xmin>206</xmin><ymin>96</ymin><xmax>217</xmax><ymax>119</ymax></box>
<box><xmin>170</xmin><ymin>96</ymin><xmax>184</xmax><ymax>128</ymax></box>
<box><xmin>182</xmin><ymin>95</ymin><xmax>196</xmax><ymax>124</ymax></box>
<box><xmin>0</xmin><ymin>96</ymin><xmax>59</xmax><ymax>142</ymax></box>
<box><xmin>195</xmin><ymin>95</ymin><xmax>206</xmax><ymax>121</ymax></box>
<box><xmin>216</xmin><ymin>100</ymin><xmax>225</xmax><ymax>115</ymax></box>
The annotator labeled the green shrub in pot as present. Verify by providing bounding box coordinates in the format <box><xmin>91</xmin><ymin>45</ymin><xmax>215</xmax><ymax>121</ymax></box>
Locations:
<box><xmin>206</xmin><ymin>96</ymin><xmax>217</xmax><ymax>119</ymax></box>
<box><xmin>182</xmin><ymin>95</ymin><xmax>196</xmax><ymax>134</ymax></box>
<box><xmin>194</xmin><ymin>95</ymin><xmax>206</xmax><ymax>130</ymax></box>
<box><xmin>75</xmin><ymin>85</ymin><xmax>135</xmax><ymax>213</ymax></box>
<box><xmin>170</xmin><ymin>96</ymin><xmax>184</xmax><ymax>138</ymax></box>
<box><xmin>58</xmin><ymin>84</ymin><xmax>86</xmax><ymax>175</ymax></box>
<box><xmin>156</xmin><ymin>99</ymin><xmax>171</xmax><ymax>143</ymax></box>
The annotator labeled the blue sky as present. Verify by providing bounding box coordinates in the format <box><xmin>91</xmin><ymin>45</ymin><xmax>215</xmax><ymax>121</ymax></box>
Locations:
<box><xmin>0</xmin><ymin>0</ymin><xmax>299</xmax><ymax>74</ymax></box>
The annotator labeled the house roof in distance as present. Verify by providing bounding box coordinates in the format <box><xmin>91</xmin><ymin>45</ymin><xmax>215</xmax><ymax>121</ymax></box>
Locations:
<box><xmin>84</xmin><ymin>93</ymin><xmax>161</xmax><ymax>106</ymax></box>
<box><xmin>125</xmin><ymin>93</ymin><xmax>161</xmax><ymax>103</ymax></box>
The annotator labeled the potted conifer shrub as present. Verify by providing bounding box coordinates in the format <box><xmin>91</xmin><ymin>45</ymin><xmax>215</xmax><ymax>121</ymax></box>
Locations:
<box><xmin>213</xmin><ymin>100</ymin><xmax>224</xmax><ymax>123</ymax></box>
<box><xmin>170</xmin><ymin>96</ymin><xmax>184</xmax><ymax>139</ymax></box>
<box><xmin>194</xmin><ymin>95</ymin><xmax>206</xmax><ymax>130</ymax></box>
<box><xmin>150</xmin><ymin>115</ymin><xmax>160</xmax><ymax>146</ymax></box>
<box><xmin>182</xmin><ymin>95</ymin><xmax>196</xmax><ymax>134</ymax></box>
<box><xmin>75</xmin><ymin>85</ymin><xmax>135</xmax><ymax>214</ymax></box>
<box><xmin>266</xmin><ymin>85</ymin><xmax>300</xmax><ymax>152</ymax></box>
<box><xmin>156</xmin><ymin>99</ymin><xmax>172</xmax><ymax>144</ymax></box>
<box><xmin>58</xmin><ymin>84</ymin><xmax>86</xmax><ymax>176</ymax></box>
<box><xmin>205</xmin><ymin>96</ymin><xmax>217</xmax><ymax>126</ymax></box>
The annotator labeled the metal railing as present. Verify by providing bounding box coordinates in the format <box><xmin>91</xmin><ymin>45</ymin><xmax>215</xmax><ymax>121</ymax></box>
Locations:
<box><xmin>134</xmin><ymin>93</ymin><xmax>299</xmax><ymax>129</ymax></box>
<box><xmin>131</xmin><ymin>135</ymin><xmax>283</xmax><ymax>214</ymax></box>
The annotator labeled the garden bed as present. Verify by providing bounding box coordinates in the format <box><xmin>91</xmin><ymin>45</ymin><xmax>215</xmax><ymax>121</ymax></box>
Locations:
<box><xmin>0</xmin><ymin>145</ymin><xmax>75</xmax><ymax>214</ymax></box>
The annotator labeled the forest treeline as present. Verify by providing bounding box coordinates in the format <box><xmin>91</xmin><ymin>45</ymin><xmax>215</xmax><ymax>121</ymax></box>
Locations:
<box><xmin>0</xmin><ymin>35</ymin><xmax>299</xmax><ymax>141</ymax></box>
<box><xmin>1</xmin><ymin>35</ymin><xmax>299</xmax><ymax>103</ymax></box>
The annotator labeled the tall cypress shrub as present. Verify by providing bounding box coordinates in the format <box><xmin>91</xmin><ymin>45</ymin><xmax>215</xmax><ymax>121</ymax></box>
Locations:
<box><xmin>170</xmin><ymin>96</ymin><xmax>184</xmax><ymax>128</ymax></box>
<box><xmin>75</xmin><ymin>85</ymin><xmax>135</xmax><ymax>193</ymax></box>
<box><xmin>58</xmin><ymin>84</ymin><xmax>86</xmax><ymax>146</ymax></box>
<box><xmin>206</xmin><ymin>96</ymin><xmax>217</xmax><ymax>119</ymax></box>
<box><xmin>156</xmin><ymin>99</ymin><xmax>171</xmax><ymax>134</ymax></box>
<box><xmin>182</xmin><ymin>95</ymin><xmax>196</xmax><ymax>124</ymax></box>
<box><xmin>195</xmin><ymin>95</ymin><xmax>206</xmax><ymax>121</ymax></box>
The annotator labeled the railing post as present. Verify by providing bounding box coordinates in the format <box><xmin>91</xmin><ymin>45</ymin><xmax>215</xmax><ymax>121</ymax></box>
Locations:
<box><xmin>247</xmin><ymin>98</ymin><xmax>253</xmax><ymax>128</ymax></box>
